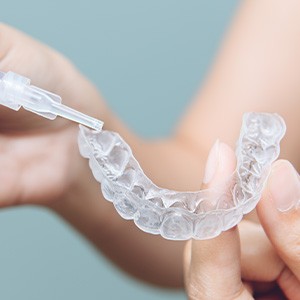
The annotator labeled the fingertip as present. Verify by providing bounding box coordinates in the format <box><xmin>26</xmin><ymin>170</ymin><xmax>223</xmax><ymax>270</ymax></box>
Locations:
<box><xmin>202</xmin><ymin>140</ymin><xmax>236</xmax><ymax>190</ymax></box>
<box><xmin>258</xmin><ymin>159</ymin><xmax>300</xmax><ymax>215</ymax></box>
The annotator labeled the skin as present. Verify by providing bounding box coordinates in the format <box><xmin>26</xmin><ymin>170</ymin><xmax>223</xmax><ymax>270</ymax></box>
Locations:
<box><xmin>185</xmin><ymin>157</ymin><xmax>300</xmax><ymax>299</ymax></box>
<box><xmin>0</xmin><ymin>0</ymin><xmax>299</xmax><ymax>297</ymax></box>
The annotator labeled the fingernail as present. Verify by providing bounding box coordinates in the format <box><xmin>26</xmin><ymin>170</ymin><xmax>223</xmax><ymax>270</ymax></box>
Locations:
<box><xmin>203</xmin><ymin>139</ymin><xmax>220</xmax><ymax>184</ymax></box>
<box><xmin>269</xmin><ymin>161</ymin><xmax>300</xmax><ymax>212</ymax></box>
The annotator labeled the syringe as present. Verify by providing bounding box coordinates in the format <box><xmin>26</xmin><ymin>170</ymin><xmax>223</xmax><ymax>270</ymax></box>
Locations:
<box><xmin>0</xmin><ymin>71</ymin><xmax>103</xmax><ymax>131</ymax></box>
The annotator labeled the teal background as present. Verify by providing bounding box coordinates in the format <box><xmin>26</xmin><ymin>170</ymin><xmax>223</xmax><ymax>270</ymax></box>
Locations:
<box><xmin>0</xmin><ymin>1</ymin><xmax>238</xmax><ymax>299</ymax></box>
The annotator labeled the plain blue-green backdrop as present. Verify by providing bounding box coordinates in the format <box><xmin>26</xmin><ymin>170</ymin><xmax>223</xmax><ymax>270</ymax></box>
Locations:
<box><xmin>0</xmin><ymin>1</ymin><xmax>239</xmax><ymax>299</ymax></box>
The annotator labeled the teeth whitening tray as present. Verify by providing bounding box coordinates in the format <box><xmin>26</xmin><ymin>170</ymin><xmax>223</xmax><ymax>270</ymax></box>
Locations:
<box><xmin>0</xmin><ymin>71</ymin><xmax>286</xmax><ymax>240</ymax></box>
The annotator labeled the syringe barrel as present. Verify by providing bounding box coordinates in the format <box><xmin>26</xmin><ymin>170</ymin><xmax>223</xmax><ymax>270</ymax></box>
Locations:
<box><xmin>0</xmin><ymin>71</ymin><xmax>30</xmax><ymax>111</ymax></box>
<box><xmin>0</xmin><ymin>71</ymin><xmax>104</xmax><ymax>131</ymax></box>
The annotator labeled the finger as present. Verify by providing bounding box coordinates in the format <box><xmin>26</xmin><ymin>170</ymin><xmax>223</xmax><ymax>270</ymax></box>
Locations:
<box><xmin>184</xmin><ymin>141</ymin><xmax>252</xmax><ymax>299</ymax></box>
<box><xmin>239</xmin><ymin>220</ymin><xmax>284</xmax><ymax>283</ymax></box>
<box><xmin>276</xmin><ymin>267</ymin><xmax>300</xmax><ymax>299</ymax></box>
<box><xmin>187</xmin><ymin>229</ymin><xmax>253</xmax><ymax>299</ymax></box>
<box><xmin>257</xmin><ymin>160</ymin><xmax>300</xmax><ymax>297</ymax></box>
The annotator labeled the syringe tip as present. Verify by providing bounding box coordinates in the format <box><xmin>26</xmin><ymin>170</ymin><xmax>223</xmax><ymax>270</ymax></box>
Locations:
<box><xmin>90</xmin><ymin>119</ymin><xmax>104</xmax><ymax>131</ymax></box>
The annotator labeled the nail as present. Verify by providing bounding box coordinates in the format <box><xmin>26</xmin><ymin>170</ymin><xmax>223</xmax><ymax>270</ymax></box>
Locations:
<box><xmin>269</xmin><ymin>161</ymin><xmax>300</xmax><ymax>212</ymax></box>
<box><xmin>203</xmin><ymin>139</ymin><xmax>220</xmax><ymax>185</ymax></box>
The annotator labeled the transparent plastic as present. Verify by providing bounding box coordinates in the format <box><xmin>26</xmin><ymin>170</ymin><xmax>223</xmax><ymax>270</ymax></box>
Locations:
<box><xmin>78</xmin><ymin>113</ymin><xmax>286</xmax><ymax>240</ymax></box>
<box><xmin>0</xmin><ymin>71</ymin><xmax>103</xmax><ymax>131</ymax></box>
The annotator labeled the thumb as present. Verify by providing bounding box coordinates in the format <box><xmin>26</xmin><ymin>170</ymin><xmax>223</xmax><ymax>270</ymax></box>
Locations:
<box><xmin>257</xmin><ymin>160</ymin><xmax>300</xmax><ymax>297</ymax></box>
<box><xmin>184</xmin><ymin>141</ymin><xmax>252</xmax><ymax>300</ymax></box>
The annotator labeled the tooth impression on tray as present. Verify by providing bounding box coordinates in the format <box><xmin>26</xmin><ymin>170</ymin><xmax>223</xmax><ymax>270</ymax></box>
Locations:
<box><xmin>78</xmin><ymin>112</ymin><xmax>286</xmax><ymax>240</ymax></box>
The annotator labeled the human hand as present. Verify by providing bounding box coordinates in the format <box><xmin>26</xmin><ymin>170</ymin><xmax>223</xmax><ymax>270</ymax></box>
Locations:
<box><xmin>184</xmin><ymin>142</ymin><xmax>300</xmax><ymax>299</ymax></box>
<box><xmin>0</xmin><ymin>23</ymin><xmax>105</xmax><ymax>207</ymax></box>
<box><xmin>256</xmin><ymin>160</ymin><xmax>300</xmax><ymax>299</ymax></box>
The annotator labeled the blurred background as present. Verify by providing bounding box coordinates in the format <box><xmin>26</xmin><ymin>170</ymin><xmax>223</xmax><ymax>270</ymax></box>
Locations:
<box><xmin>0</xmin><ymin>1</ymin><xmax>238</xmax><ymax>299</ymax></box>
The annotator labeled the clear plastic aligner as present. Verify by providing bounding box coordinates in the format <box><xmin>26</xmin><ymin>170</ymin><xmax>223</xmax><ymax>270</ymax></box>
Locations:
<box><xmin>78</xmin><ymin>112</ymin><xmax>286</xmax><ymax>240</ymax></box>
<box><xmin>0</xmin><ymin>71</ymin><xmax>103</xmax><ymax>131</ymax></box>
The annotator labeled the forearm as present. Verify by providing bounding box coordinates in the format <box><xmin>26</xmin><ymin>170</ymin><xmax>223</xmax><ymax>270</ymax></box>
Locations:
<box><xmin>178</xmin><ymin>0</ymin><xmax>300</xmax><ymax>170</ymax></box>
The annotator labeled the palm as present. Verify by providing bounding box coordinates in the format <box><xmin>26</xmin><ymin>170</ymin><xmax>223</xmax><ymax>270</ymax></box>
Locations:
<box><xmin>0</xmin><ymin>24</ymin><xmax>102</xmax><ymax>207</ymax></box>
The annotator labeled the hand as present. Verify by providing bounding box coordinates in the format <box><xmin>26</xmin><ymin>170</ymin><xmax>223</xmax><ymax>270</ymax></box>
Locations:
<box><xmin>184</xmin><ymin>142</ymin><xmax>300</xmax><ymax>299</ymax></box>
<box><xmin>256</xmin><ymin>160</ymin><xmax>300</xmax><ymax>299</ymax></box>
<box><xmin>0</xmin><ymin>23</ymin><xmax>105</xmax><ymax>207</ymax></box>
